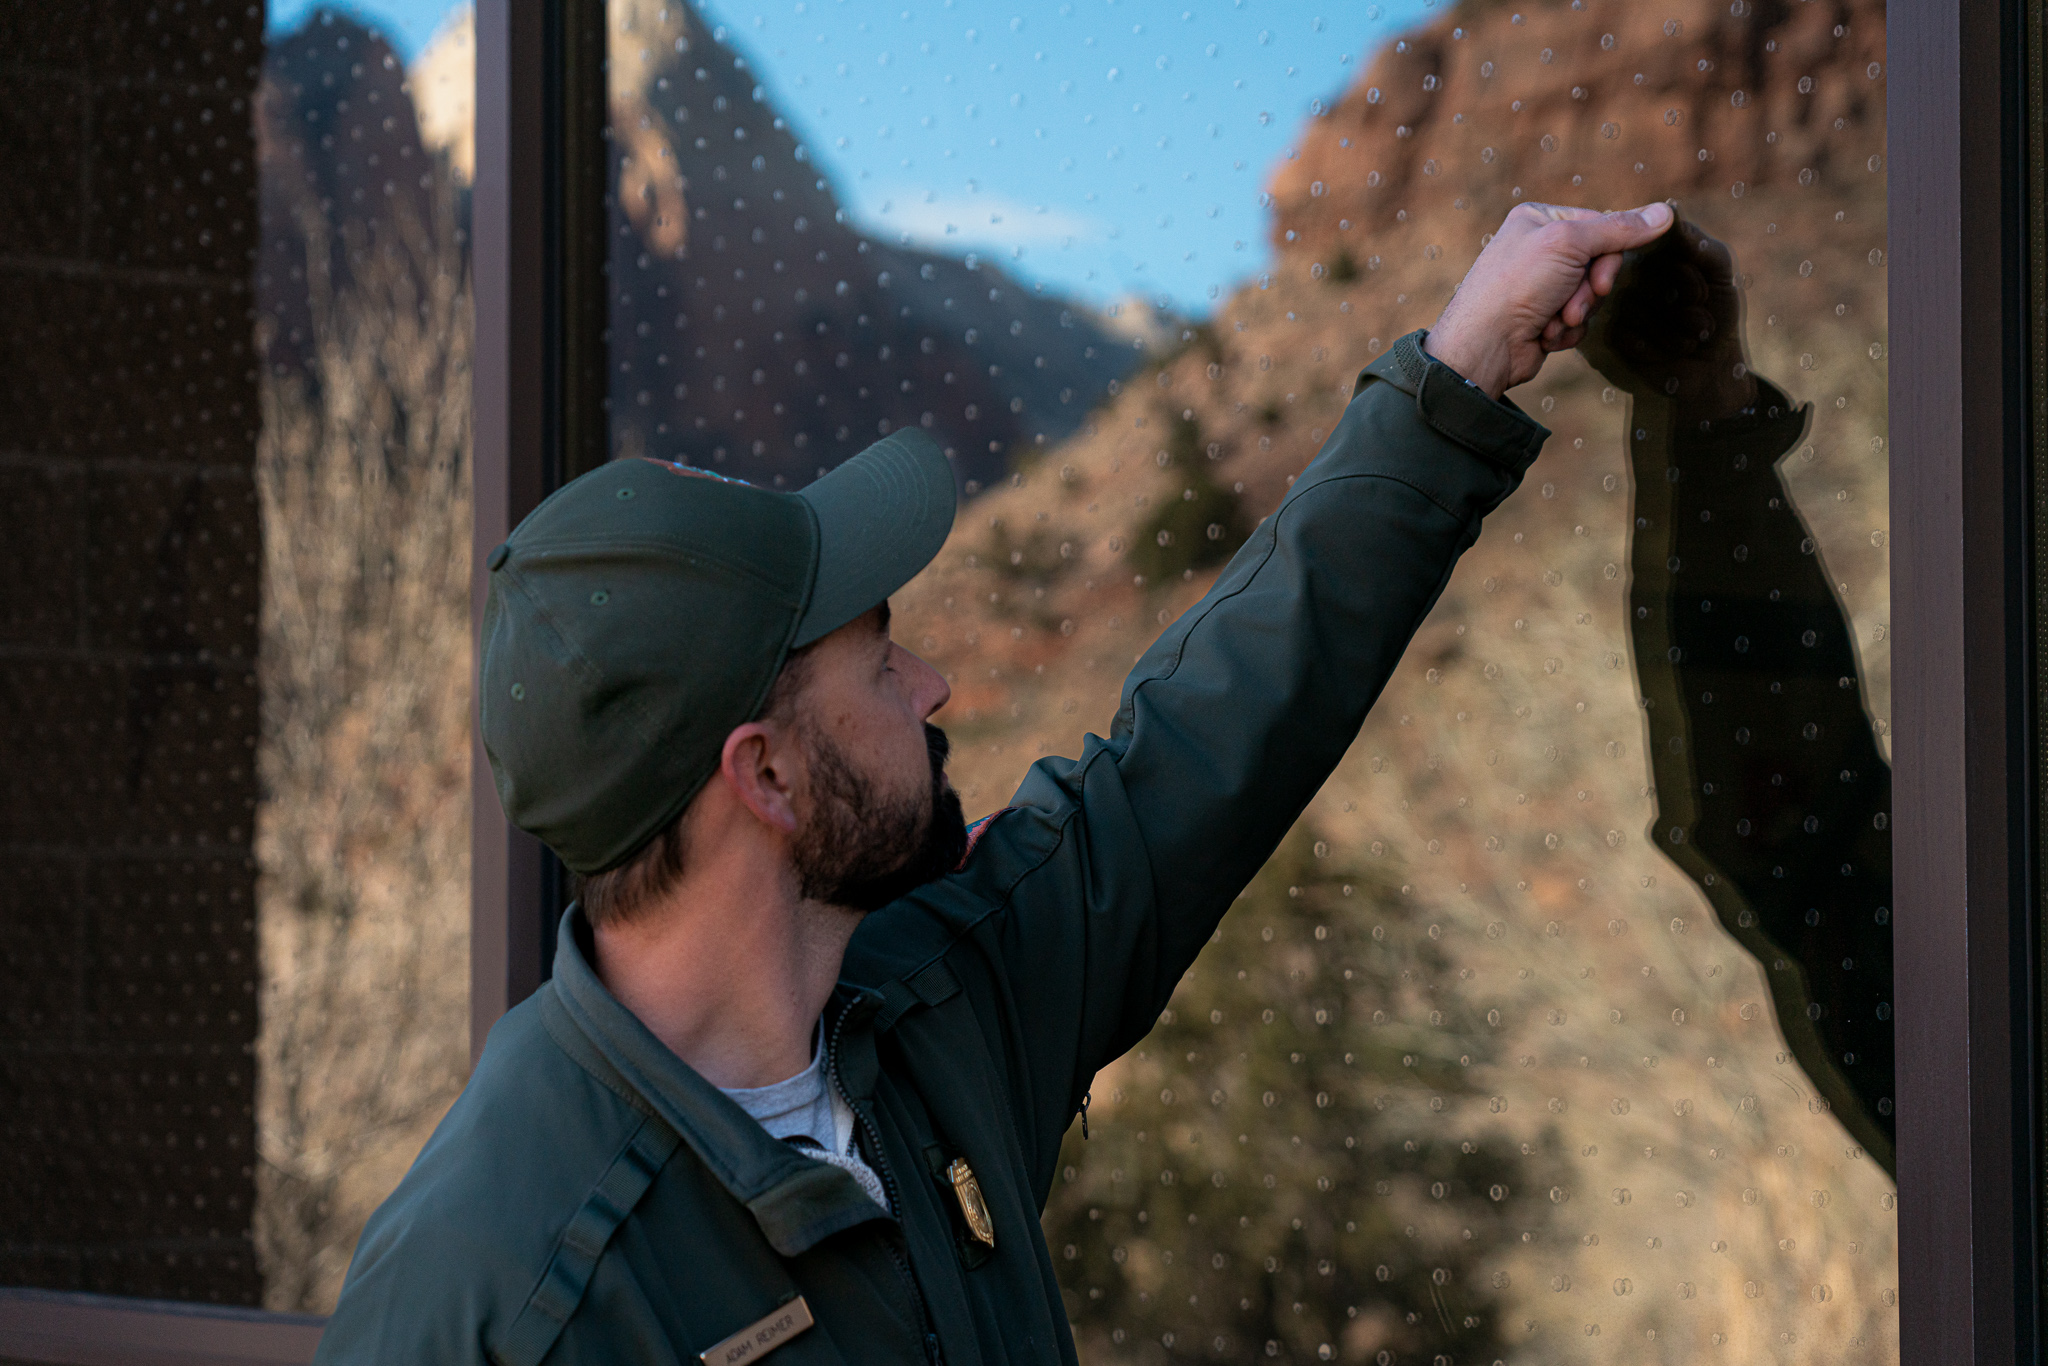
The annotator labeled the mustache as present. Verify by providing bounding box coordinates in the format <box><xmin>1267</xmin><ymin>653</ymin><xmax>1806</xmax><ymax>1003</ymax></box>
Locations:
<box><xmin>925</xmin><ymin>722</ymin><xmax>951</xmax><ymax>776</ymax></box>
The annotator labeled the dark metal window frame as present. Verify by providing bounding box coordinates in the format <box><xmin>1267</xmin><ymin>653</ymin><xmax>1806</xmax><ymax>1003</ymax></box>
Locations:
<box><xmin>471</xmin><ymin>0</ymin><xmax>610</xmax><ymax>1051</ymax></box>
<box><xmin>0</xmin><ymin>1291</ymin><xmax>323</xmax><ymax>1366</ymax></box>
<box><xmin>4</xmin><ymin>1</ymin><xmax>2039</xmax><ymax>1360</ymax></box>
<box><xmin>1892</xmin><ymin>0</ymin><xmax>2044</xmax><ymax>1362</ymax></box>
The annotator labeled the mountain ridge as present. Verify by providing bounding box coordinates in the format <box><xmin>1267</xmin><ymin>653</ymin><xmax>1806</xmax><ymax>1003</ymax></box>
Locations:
<box><xmin>260</xmin><ymin>2</ymin><xmax>1142</xmax><ymax>493</ymax></box>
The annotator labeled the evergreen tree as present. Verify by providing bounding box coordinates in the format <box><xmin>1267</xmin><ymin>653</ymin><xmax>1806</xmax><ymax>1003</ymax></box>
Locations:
<box><xmin>1042</xmin><ymin>824</ymin><xmax>1549</xmax><ymax>1364</ymax></box>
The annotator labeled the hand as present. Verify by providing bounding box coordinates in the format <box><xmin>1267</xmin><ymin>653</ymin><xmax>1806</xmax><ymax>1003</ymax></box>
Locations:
<box><xmin>1577</xmin><ymin>215</ymin><xmax>1759</xmax><ymax>417</ymax></box>
<box><xmin>1422</xmin><ymin>201</ymin><xmax>1675</xmax><ymax>399</ymax></box>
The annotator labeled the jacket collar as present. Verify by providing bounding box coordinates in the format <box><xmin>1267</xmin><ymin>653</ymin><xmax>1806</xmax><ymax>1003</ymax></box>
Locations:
<box><xmin>544</xmin><ymin>906</ymin><xmax>892</xmax><ymax>1256</ymax></box>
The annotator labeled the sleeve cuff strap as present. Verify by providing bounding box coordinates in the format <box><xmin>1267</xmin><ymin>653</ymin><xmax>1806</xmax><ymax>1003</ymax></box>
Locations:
<box><xmin>1354</xmin><ymin>329</ymin><xmax>1551</xmax><ymax>474</ymax></box>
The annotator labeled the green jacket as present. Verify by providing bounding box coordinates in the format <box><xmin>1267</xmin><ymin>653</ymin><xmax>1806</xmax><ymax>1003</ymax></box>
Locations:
<box><xmin>312</xmin><ymin>332</ymin><xmax>1546</xmax><ymax>1366</ymax></box>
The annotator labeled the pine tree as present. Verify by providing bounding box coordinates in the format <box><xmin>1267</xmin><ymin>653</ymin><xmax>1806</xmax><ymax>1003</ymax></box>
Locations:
<box><xmin>1042</xmin><ymin>823</ymin><xmax>1551</xmax><ymax>1364</ymax></box>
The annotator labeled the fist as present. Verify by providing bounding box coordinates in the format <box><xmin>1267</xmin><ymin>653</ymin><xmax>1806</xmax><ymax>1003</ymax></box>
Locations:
<box><xmin>1423</xmin><ymin>200</ymin><xmax>1676</xmax><ymax>399</ymax></box>
<box><xmin>1576</xmin><ymin>215</ymin><xmax>1759</xmax><ymax>417</ymax></box>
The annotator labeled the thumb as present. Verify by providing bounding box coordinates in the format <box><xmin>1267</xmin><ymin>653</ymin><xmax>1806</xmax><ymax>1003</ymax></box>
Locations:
<box><xmin>1553</xmin><ymin>202</ymin><xmax>1674</xmax><ymax>262</ymax></box>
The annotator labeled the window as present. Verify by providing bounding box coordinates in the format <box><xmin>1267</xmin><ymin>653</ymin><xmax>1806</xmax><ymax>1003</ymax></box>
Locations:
<box><xmin>1</xmin><ymin>0</ymin><xmax>474</xmax><ymax>1321</ymax></box>
<box><xmin>600</xmin><ymin>0</ymin><xmax>1897</xmax><ymax>1359</ymax></box>
<box><xmin>6</xmin><ymin>0</ymin><xmax>2037</xmax><ymax>1359</ymax></box>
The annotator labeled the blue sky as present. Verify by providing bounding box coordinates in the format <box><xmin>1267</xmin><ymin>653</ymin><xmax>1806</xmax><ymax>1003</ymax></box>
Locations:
<box><xmin>268</xmin><ymin>0</ymin><xmax>468</xmax><ymax>64</ymax></box>
<box><xmin>269</xmin><ymin>0</ymin><xmax>1440</xmax><ymax>314</ymax></box>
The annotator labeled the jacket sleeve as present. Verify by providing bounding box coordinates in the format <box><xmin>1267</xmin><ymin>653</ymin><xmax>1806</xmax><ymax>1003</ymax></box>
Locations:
<box><xmin>1619</xmin><ymin>377</ymin><xmax>1896</xmax><ymax>1168</ymax></box>
<box><xmin>957</xmin><ymin>330</ymin><xmax>1548</xmax><ymax>1189</ymax></box>
<box><xmin>310</xmin><ymin>1214</ymin><xmax>500</xmax><ymax>1366</ymax></box>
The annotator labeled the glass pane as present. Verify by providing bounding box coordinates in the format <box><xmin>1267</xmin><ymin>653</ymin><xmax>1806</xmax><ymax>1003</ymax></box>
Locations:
<box><xmin>1</xmin><ymin>0</ymin><xmax>474</xmax><ymax>1312</ymax></box>
<box><xmin>604</xmin><ymin>0</ymin><xmax>1892</xmax><ymax>1361</ymax></box>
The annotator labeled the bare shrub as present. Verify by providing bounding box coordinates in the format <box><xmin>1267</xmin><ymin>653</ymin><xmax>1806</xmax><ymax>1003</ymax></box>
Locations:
<box><xmin>251</xmin><ymin>171</ymin><xmax>473</xmax><ymax>1314</ymax></box>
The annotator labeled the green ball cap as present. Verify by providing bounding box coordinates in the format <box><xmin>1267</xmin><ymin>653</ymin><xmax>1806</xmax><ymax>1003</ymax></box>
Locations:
<box><xmin>479</xmin><ymin>430</ymin><xmax>958</xmax><ymax>875</ymax></box>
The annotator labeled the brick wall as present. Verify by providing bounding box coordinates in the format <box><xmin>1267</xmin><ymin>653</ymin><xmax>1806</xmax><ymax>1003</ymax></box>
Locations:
<box><xmin>0</xmin><ymin>0</ymin><xmax>267</xmax><ymax>1305</ymax></box>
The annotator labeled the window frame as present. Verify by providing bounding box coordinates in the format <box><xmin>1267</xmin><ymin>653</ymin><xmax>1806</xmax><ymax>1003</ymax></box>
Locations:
<box><xmin>5</xmin><ymin>0</ymin><xmax>2039</xmax><ymax>1360</ymax></box>
<box><xmin>1890</xmin><ymin>0</ymin><xmax>2044</xmax><ymax>1361</ymax></box>
<box><xmin>0</xmin><ymin>1291</ymin><xmax>324</xmax><ymax>1366</ymax></box>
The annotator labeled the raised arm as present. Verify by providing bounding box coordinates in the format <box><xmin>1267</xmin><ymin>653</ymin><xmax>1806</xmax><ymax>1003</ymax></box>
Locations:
<box><xmin>1579</xmin><ymin>219</ymin><xmax>1895</xmax><ymax>1171</ymax></box>
<box><xmin>912</xmin><ymin>203</ymin><xmax>1680</xmax><ymax>1192</ymax></box>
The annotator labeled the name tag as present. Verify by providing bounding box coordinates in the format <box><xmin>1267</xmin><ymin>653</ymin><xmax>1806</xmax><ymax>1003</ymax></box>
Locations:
<box><xmin>698</xmin><ymin>1296</ymin><xmax>815</xmax><ymax>1366</ymax></box>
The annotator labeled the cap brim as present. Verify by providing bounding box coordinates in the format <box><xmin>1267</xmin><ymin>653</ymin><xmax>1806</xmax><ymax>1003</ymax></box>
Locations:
<box><xmin>792</xmin><ymin>428</ymin><xmax>958</xmax><ymax>648</ymax></box>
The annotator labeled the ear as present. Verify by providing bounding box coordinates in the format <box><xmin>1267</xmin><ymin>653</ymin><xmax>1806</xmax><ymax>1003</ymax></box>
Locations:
<box><xmin>717</xmin><ymin>720</ymin><xmax>801</xmax><ymax>835</ymax></box>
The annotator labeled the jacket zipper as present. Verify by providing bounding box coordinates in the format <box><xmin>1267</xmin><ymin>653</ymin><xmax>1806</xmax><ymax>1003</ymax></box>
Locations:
<box><xmin>827</xmin><ymin>999</ymin><xmax>943</xmax><ymax>1366</ymax></box>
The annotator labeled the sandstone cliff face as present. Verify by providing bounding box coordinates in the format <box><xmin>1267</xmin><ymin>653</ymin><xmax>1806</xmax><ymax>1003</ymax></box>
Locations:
<box><xmin>1274</xmin><ymin>0</ymin><xmax>1885</xmax><ymax>256</ymax></box>
<box><xmin>887</xmin><ymin>0</ymin><xmax>1896</xmax><ymax>1359</ymax></box>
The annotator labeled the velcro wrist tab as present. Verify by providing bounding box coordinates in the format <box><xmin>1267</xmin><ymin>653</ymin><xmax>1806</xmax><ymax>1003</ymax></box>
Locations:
<box><xmin>1356</xmin><ymin>329</ymin><xmax>1432</xmax><ymax>396</ymax></box>
<box><xmin>1354</xmin><ymin>329</ymin><xmax>1551</xmax><ymax>474</ymax></box>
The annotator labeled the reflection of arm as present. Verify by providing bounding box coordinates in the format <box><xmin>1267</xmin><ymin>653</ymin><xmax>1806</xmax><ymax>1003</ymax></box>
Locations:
<box><xmin>891</xmin><ymin>332</ymin><xmax>1546</xmax><ymax>1193</ymax></box>
<box><xmin>1624</xmin><ymin>380</ymin><xmax>1896</xmax><ymax>1170</ymax></box>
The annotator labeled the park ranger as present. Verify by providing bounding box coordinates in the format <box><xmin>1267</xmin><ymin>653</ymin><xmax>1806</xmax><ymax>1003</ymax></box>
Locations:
<box><xmin>313</xmin><ymin>200</ymin><xmax>1676</xmax><ymax>1365</ymax></box>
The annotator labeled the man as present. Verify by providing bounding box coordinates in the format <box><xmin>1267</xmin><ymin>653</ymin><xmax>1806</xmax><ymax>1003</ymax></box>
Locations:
<box><xmin>314</xmin><ymin>199</ymin><xmax>1676</xmax><ymax>1365</ymax></box>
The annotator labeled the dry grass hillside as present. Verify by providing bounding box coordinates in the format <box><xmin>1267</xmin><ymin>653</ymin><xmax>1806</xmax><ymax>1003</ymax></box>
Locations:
<box><xmin>886</xmin><ymin>0</ymin><xmax>1896</xmax><ymax>1360</ymax></box>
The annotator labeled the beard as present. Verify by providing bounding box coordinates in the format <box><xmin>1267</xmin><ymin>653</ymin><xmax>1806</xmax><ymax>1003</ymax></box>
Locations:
<box><xmin>791</xmin><ymin>721</ymin><xmax>968</xmax><ymax>913</ymax></box>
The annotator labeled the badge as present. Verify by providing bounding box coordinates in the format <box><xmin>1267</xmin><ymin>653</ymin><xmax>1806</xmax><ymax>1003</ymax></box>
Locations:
<box><xmin>946</xmin><ymin>1157</ymin><xmax>996</xmax><ymax>1248</ymax></box>
<box><xmin>698</xmin><ymin>1295</ymin><xmax>815</xmax><ymax>1366</ymax></box>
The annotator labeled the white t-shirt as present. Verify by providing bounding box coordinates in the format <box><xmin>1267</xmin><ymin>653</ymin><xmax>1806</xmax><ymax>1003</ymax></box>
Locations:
<box><xmin>719</xmin><ymin>1029</ymin><xmax>891</xmax><ymax>1214</ymax></box>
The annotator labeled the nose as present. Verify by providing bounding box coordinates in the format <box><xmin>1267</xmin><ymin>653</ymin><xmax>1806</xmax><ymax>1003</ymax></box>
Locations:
<box><xmin>901</xmin><ymin>644</ymin><xmax>950</xmax><ymax>719</ymax></box>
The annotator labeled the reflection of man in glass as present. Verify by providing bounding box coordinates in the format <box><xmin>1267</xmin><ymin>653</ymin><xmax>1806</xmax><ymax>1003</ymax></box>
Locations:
<box><xmin>312</xmin><ymin>202</ymin><xmax>1679</xmax><ymax>1365</ymax></box>
<box><xmin>1581</xmin><ymin>220</ymin><xmax>1895</xmax><ymax>1171</ymax></box>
